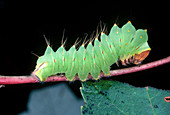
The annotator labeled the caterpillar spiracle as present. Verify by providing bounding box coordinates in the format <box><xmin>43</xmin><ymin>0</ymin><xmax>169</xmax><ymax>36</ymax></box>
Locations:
<box><xmin>32</xmin><ymin>21</ymin><xmax>151</xmax><ymax>82</ymax></box>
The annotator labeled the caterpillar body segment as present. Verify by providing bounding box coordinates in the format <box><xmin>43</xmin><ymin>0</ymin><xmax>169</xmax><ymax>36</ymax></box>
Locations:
<box><xmin>56</xmin><ymin>46</ymin><xmax>67</xmax><ymax>73</ymax></box>
<box><xmin>65</xmin><ymin>45</ymin><xmax>78</xmax><ymax>81</ymax></box>
<box><xmin>120</xmin><ymin>21</ymin><xmax>136</xmax><ymax>60</ymax></box>
<box><xmin>77</xmin><ymin>45</ymin><xmax>89</xmax><ymax>81</ymax></box>
<box><xmin>33</xmin><ymin>21</ymin><xmax>151</xmax><ymax>81</ymax></box>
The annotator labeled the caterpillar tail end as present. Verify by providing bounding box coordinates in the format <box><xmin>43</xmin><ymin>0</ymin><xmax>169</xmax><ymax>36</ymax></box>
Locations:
<box><xmin>32</xmin><ymin>62</ymin><xmax>48</xmax><ymax>82</ymax></box>
<box><xmin>32</xmin><ymin>71</ymin><xmax>45</xmax><ymax>82</ymax></box>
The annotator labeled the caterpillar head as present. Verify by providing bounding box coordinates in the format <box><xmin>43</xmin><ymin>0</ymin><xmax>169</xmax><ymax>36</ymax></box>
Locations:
<box><xmin>133</xmin><ymin>50</ymin><xmax>150</xmax><ymax>65</ymax></box>
<box><xmin>121</xmin><ymin>50</ymin><xmax>151</xmax><ymax>65</ymax></box>
<box><xmin>32</xmin><ymin>55</ymin><xmax>53</xmax><ymax>82</ymax></box>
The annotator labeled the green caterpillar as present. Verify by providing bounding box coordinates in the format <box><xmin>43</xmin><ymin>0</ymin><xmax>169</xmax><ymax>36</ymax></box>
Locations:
<box><xmin>32</xmin><ymin>21</ymin><xmax>151</xmax><ymax>82</ymax></box>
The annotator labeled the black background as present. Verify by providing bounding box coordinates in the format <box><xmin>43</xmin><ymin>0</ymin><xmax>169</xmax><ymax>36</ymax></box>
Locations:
<box><xmin>0</xmin><ymin>1</ymin><xmax>169</xmax><ymax>114</ymax></box>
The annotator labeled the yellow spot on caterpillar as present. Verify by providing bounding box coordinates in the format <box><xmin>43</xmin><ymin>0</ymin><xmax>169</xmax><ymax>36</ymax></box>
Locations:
<box><xmin>106</xmin><ymin>72</ymin><xmax>110</xmax><ymax>76</ymax></box>
<box><xmin>114</xmin><ymin>23</ymin><xmax>117</xmax><ymax>26</ymax></box>
<box><xmin>73</xmin><ymin>45</ymin><xmax>75</xmax><ymax>47</ymax></box>
<box><xmin>128</xmin><ymin>30</ymin><xmax>130</xmax><ymax>32</ymax></box>
<box><xmin>133</xmin><ymin>46</ymin><xmax>135</xmax><ymax>48</ymax></box>
<box><xmin>145</xmin><ymin>29</ymin><xmax>147</xmax><ymax>32</ymax></box>
<box><xmin>69</xmin><ymin>77</ymin><xmax>74</xmax><ymax>81</ymax></box>
<box><xmin>147</xmin><ymin>48</ymin><xmax>151</xmax><ymax>50</ymax></box>
<box><xmin>93</xmin><ymin>77</ymin><xmax>99</xmax><ymax>80</ymax></box>
<box><xmin>94</xmin><ymin>63</ymin><xmax>96</xmax><ymax>65</ymax></box>
<box><xmin>63</xmin><ymin>65</ymin><xmax>64</xmax><ymax>67</ymax></box>
<box><xmin>120</xmin><ymin>45</ymin><xmax>121</xmax><ymax>48</ymax></box>
<box><xmin>125</xmin><ymin>43</ymin><xmax>127</xmax><ymax>45</ymax></box>
<box><xmin>95</xmin><ymin>37</ymin><xmax>98</xmax><ymax>40</ymax></box>
<box><xmin>82</xmin><ymin>44</ymin><xmax>84</xmax><ymax>46</ymax></box>
<box><xmin>104</xmin><ymin>58</ymin><xmax>106</xmax><ymax>61</ymax></box>
<box><xmin>137</xmin><ymin>52</ymin><xmax>141</xmax><ymax>54</ymax></box>
<box><xmin>81</xmin><ymin>79</ymin><xmax>86</xmax><ymax>82</ymax></box>
<box><xmin>83</xmin><ymin>65</ymin><xmax>85</xmax><ymax>67</ymax></box>
<box><xmin>101</xmin><ymin>32</ymin><xmax>104</xmax><ymax>35</ymax></box>
<box><xmin>140</xmin><ymin>36</ymin><xmax>143</xmax><ymax>38</ymax></box>
<box><xmin>128</xmin><ymin>21</ymin><xmax>131</xmax><ymax>23</ymax></box>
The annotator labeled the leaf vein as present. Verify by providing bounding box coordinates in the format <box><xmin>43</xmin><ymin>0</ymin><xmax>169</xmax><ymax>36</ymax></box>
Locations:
<box><xmin>145</xmin><ymin>87</ymin><xmax>156</xmax><ymax>115</ymax></box>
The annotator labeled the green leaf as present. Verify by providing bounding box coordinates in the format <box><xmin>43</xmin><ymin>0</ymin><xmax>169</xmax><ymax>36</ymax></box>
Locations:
<box><xmin>80</xmin><ymin>80</ymin><xmax>170</xmax><ymax>115</ymax></box>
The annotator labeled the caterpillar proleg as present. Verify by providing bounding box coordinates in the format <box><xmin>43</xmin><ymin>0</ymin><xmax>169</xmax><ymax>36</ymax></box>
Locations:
<box><xmin>32</xmin><ymin>21</ymin><xmax>151</xmax><ymax>81</ymax></box>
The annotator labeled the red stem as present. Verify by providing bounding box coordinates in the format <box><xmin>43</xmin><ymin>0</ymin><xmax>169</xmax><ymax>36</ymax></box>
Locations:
<box><xmin>0</xmin><ymin>56</ymin><xmax>170</xmax><ymax>85</ymax></box>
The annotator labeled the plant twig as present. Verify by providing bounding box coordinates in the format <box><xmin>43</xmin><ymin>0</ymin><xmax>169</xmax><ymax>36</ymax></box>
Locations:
<box><xmin>0</xmin><ymin>56</ymin><xmax>170</xmax><ymax>85</ymax></box>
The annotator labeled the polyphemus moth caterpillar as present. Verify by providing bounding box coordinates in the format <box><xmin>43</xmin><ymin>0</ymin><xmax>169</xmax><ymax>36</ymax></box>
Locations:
<box><xmin>32</xmin><ymin>21</ymin><xmax>151</xmax><ymax>81</ymax></box>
